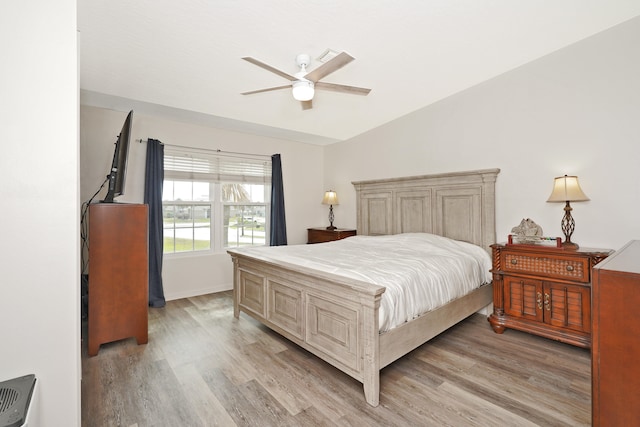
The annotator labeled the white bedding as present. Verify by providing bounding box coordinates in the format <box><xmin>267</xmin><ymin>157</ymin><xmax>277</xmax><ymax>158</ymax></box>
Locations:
<box><xmin>234</xmin><ymin>233</ymin><xmax>492</xmax><ymax>332</ymax></box>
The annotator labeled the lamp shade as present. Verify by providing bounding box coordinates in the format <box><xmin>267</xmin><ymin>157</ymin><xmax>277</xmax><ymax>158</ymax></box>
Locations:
<box><xmin>322</xmin><ymin>190</ymin><xmax>339</xmax><ymax>205</ymax></box>
<box><xmin>547</xmin><ymin>175</ymin><xmax>590</xmax><ymax>203</ymax></box>
<box><xmin>292</xmin><ymin>80</ymin><xmax>314</xmax><ymax>101</ymax></box>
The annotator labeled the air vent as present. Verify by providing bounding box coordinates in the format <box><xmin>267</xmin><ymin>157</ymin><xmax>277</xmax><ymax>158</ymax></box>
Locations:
<box><xmin>317</xmin><ymin>48</ymin><xmax>339</xmax><ymax>63</ymax></box>
<box><xmin>0</xmin><ymin>374</ymin><xmax>35</xmax><ymax>427</ymax></box>
<box><xmin>0</xmin><ymin>388</ymin><xmax>19</xmax><ymax>413</ymax></box>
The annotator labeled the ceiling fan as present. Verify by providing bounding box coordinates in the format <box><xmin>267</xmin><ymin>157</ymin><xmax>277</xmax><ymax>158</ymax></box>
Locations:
<box><xmin>241</xmin><ymin>51</ymin><xmax>371</xmax><ymax>110</ymax></box>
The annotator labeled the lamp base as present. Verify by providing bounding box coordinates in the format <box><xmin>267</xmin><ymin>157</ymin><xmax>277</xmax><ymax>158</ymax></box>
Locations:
<box><xmin>560</xmin><ymin>201</ymin><xmax>579</xmax><ymax>250</ymax></box>
<box><xmin>326</xmin><ymin>204</ymin><xmax>336</xmax><ymax>231</ymax></box>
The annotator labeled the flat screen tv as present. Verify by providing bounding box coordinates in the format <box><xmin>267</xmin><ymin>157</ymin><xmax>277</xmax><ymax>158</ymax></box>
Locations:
<box><xmin>102</xmin><ymin>110</ymin><xmax>133</xmax><ymax>203</ymax></box>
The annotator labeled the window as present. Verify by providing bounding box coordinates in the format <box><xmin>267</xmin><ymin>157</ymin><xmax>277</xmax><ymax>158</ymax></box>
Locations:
<box><xmin>162</xmin><ymin>148</ymin><xmax>271</xmax><ymax>254</ymax></box>
<box><xmin>162</xmin><ymin>180</ymin><xmax>212</xmax><ymax>253</ymax></box>
<box><xmin>222</xmin><ymin>183</ymin><xmax>267</xmax><ymax>248</ymax></box>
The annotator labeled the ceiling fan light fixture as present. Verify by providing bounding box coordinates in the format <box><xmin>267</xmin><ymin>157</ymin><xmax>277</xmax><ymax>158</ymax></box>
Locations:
<box><xmin>242</xmin><ymin>51</ymin><xmax>370</xmax><ymax>109</ymax></box>
<box><xmin>292</xmin><ymin>80</ymin><xmax>315</xmax><ymax>101</ymax></box>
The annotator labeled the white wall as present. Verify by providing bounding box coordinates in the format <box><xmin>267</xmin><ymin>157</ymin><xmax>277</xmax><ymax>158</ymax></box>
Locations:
<box><xmin>79</xmin><ymin>16</ymin><xmax>640</xmax><ymax>307</ymax></box>
<box><xmin>0</xmin><ymin>1</ymin><xmax>81</xmax><ymax>425</ymax></box>
<box><xmin>325</xmin><ymin>16</ymin><xmax>640</xmax><ymax>253</ymax></box>
<box><xmin>80</xmin><ymin>106</ymin><xmax>325</xmax><ymax>300</ymax></box>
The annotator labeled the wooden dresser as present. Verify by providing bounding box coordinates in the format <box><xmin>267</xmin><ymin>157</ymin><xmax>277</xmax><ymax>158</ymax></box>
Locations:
<box><xmin>307</xmin><ymin>227</ymin><xmax>356</xmax><ymax>244</ymax></box>
<box><xmin>489</xmin><ymin>243</ymin><xmax>611</xmax><ymax>348</ymax></box>
<box><xmin>88</xmin><ymin>203</ymin><xmax>149</xmax><ymax>356</ymax></box>
<box><xmin>592</xmin><ymin>240</ymin><xmax>640</xmax><ymax>425</ymax></box>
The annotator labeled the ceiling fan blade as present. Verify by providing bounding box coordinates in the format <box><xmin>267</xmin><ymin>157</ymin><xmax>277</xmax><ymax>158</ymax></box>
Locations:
<box><xmin>242</xmin><ymin>57</ymin><xmax>296</xmax><ymax>81</ymax></box>
<box><xmin>304</xmin><ymin>52</ymin><xmax>354</xmax><ymax>82</ymax></box>
<box><xmin>315</xmin><ymin>81</ymin><xmax>371</xmax><ymax>95</ymax></box>
<box><xmin>241</xmin><ymin>85</ymin><xmax>291</xmax><ymax>95</ymax></box>
<box><xmin>301</xmin><ymin>100</ymin><xmax>313</xmax><ymax>110</ymax></box>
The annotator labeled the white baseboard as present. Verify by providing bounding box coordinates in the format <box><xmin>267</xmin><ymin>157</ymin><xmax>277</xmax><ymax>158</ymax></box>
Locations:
<box><xmin>164</xmin><ymin>282</ymin><xmax>232</xmax><ymax>302</ymax></box>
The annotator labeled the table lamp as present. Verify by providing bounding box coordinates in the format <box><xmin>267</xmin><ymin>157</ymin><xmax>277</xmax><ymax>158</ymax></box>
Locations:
<box><xmin>547</xmin><ymin>175</ymin><xmax>590</xmax><ymax>250</ymax></box>
<box><xmin>322</xmin><ymin>190</ymin><xmax>339</xmax><ymax>230</ymax></box>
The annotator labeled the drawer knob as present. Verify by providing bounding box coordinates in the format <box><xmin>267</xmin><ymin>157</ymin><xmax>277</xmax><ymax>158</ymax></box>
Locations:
<box><xmin>566</xmin><ymin>265</ymin><xmax>574</xmax><ymax>272</ymax></box>
<box><xmin>511</xmin><ymin>259</ymin><xmax>518</xmax><ymax>265</ymax></box>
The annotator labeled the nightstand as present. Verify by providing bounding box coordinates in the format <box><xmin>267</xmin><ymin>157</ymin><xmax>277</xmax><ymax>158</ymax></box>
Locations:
<box><xmin>488</xmin><ymin>243</ymin><xmax>612</xmax><ymax>348</ymax></box>
<box><xmin>307</xmin><ymin>227</ymin><xmax>356</xmax><ymax>244</ymax></box>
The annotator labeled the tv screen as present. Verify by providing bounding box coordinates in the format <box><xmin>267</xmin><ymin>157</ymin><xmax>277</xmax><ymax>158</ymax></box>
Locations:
<box><xmin>102</xmin><ymin>110</ymin><xmax>133</xmax><ymax>203</ymax></box>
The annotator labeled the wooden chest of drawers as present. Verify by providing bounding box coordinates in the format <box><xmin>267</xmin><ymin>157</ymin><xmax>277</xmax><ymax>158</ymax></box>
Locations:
<box><xmin>307</xmin><ymin>227</ymin><xmax>356</xmax><ymax>244</ymax></box>
<box><xmin>591</xmin><ymin>240</ymin><xmax>640</xmax><ymax>425</ymax></box>
<box><xmin>488</xmin><ymin>243</ymin><xmax>611</xmax><ymax>348</ymax></box>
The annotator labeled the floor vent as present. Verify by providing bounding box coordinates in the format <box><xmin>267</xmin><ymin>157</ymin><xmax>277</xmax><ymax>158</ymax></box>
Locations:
<box><xmin>0</xmin><ymin>375</ymin><xmax>36</xmax><ymax>427</ymax></box>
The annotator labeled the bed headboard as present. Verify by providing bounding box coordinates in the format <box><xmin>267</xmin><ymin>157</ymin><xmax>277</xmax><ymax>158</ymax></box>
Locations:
<box><xmin>352</xmin><ymin>168</ymin><xmax>500</xmax><ymax>253</ymax></box>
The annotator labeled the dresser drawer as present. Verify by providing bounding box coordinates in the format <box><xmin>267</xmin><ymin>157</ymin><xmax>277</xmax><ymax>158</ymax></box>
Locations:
<box><xmin>503</xmin><ymin>251</ymin><xmax>590</xmax><ymax>283</ymax></box>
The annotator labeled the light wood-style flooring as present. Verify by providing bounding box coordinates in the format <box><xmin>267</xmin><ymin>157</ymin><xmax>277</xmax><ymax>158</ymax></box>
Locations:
<box><xmin>81</xmin><ymin>291</ymin><xmax>591</xmax><ymax>426</ymax></box>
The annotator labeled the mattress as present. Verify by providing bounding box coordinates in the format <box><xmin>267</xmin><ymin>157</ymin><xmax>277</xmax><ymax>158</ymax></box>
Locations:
<box><xmin>233</xmin><ymin>233</ymin><xmax>492</xmax><ymax>332</ymax></box>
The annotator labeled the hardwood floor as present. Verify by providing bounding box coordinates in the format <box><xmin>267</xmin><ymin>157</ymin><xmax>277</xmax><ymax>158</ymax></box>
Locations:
<box><xmin>81</xmin><ymin>291</ymin><xmax>591</xmax><ymax>426</ymax></box>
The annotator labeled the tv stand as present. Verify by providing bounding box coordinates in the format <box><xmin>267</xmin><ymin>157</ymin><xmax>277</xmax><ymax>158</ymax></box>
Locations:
<box><xmin>88</xmin><ymin>203</ymin><xmax>148</xmax><ymax>356</ymax></box>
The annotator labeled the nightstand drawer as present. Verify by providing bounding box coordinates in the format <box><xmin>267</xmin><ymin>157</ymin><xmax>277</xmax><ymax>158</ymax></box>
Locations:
<box><xmin>503</xmin><ymin>252</ymin><xmax>590</xmax><ymax>283</ymax></box>
<box><xmin>307</xmin><ymin>228</ymin><xmax>356</xmax><ymax>244</ymax></box>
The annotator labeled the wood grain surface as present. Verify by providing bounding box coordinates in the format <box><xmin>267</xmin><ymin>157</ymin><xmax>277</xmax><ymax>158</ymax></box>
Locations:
<box><xmin>82</xmin><ymin>291</ymin><xmax>590</xmax><ymax>426</ymax></box>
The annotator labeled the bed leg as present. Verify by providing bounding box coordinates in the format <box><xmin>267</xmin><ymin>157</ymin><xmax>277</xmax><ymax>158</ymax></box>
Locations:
<box><xmin>362</xmin><ymin>292</ymin><xmax>382</xmax><ymax>407</ymax></box>
<box><xmin>363</xmin><ymin>375</ymin><xmax>380</xmax><ymax>407</ymax></box>
<box><xmin>362</xmin><ymin>320</ymin><xmax>380</xmax><ymax>407</ymax></box>
<box><xmin>231</xmin><ymin>257</ymin><xmax>240</xmax><ymax>319</ymax></box>
<box><xmin>233</xmin><ymin>285</ymin><xmax>240</xmax><ymax>319</ymax></box>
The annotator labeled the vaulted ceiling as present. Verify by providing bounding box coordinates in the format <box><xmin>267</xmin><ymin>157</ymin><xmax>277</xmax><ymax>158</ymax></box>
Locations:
<box><xmin>78</xmin><ymin>1</ymin><xmax>640</xmax><ymax>145</ymax></box>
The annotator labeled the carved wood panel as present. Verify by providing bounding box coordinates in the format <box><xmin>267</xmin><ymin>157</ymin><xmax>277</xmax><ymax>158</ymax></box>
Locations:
<box><xmin>435</xmin><ymin>188</ymin><xmax>481</xmax><ymax>244</ymax></box>
<box><xmin>360</xmin><ymin>191</ymin><xmax>392</xmax><ymax>235</ymax></box>
<box><xmin>238</xmin><ymin>269</ymin><xmax>266</xmax><ymax>317</ymax></box>
<box><xmin>268</xmin><ymin>280</ymin><xmax>304</xmax><ymax>339</ymax></box>
<box><xmin>306</xmin><ymin>293</ymin><xmax>360</xmax><ymax>371</ymax></box>
<box><xmin>395</xmin><ymin>190</ymin><xmax>432</xmax><ymax>234</ymax></box>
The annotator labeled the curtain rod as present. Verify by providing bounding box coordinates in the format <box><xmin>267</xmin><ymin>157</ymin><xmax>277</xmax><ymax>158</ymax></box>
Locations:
<box><xmin>137</xmin><ymin>139</ymin><xmax>272</xmax><ymax>159</ymax></box>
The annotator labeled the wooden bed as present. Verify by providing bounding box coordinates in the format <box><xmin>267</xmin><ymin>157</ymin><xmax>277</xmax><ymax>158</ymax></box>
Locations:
<box><xmin>228</xmin><ymin>168</ymin><xmax>500</xmax><ymax>406</ymax></box>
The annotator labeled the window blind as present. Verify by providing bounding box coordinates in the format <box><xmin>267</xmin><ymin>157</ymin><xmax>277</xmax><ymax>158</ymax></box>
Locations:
<box><xmin>164</xmin><ymin>147</ymin><xmax>271</xmax><ymax>184</ymax></box>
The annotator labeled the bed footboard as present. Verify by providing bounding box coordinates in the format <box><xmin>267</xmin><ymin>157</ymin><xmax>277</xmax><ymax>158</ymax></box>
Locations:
<box><xmin>230</xmin><ymin>253</ymin><xmax>386</xmax><ymax>406</ymax></box>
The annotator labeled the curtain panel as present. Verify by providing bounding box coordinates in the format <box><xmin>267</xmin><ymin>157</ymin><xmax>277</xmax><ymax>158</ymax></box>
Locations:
<box><xmin>144</xmin><ymin>139</ymin><xmax>166</xmax><ymax>308</ymax></box>
<box><xmin>270</xmin><ymin>153</ymin><xmax>287</xmax><ymax>246</ymax></box>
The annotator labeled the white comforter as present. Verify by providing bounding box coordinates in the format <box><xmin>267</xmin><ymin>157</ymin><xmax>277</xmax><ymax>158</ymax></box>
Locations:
<box><xmin>234</xmin><ymin>233</ymin><xmax>492</xmax><ymax>332</ymax></box>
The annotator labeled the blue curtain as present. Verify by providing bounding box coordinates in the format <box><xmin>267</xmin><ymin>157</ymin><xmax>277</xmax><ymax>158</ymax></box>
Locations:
<box><xmin>270</xmin><ymin>153</ymin><xmax>287</xmax><ymax>246</ymax></box>
<box><xmin>144</xmin><ymin>139</ymin><xmax>166</xmax><ymax>307</ymax></box>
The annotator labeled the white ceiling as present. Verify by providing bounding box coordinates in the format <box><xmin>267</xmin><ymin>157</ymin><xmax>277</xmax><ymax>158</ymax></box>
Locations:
<box><xmin>78</xmin><ymin>1</ymin><xmax>640</xmax><ymax>145</ymax></box>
